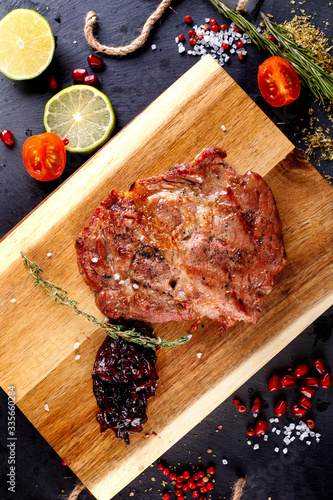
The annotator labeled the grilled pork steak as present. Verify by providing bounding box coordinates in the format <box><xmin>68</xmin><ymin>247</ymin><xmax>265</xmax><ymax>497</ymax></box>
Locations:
<box><xmin>76</xmin><ymin>148</ymin><xmax>286</xmax><ymax>331</ymax></box>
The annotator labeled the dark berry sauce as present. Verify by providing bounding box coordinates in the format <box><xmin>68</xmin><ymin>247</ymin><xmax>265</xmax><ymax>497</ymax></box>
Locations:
<box><xmin>92</xmin><ymin>323</ymin><xmax>158</xmax><ymax>445</ymax></box>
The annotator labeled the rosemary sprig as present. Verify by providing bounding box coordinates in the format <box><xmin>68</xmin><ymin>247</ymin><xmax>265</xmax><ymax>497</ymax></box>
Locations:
<box><xmin>209</xmin><ymin>0</ymin><xmax>333</xmax><ymax>104</ymax></box>
<box><xmin>21</xmin><ymin>253</ymin><xmax>191</xmax><ymax>350</ymax></box>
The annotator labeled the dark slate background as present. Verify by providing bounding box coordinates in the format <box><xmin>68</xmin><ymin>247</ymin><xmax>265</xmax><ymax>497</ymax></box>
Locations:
<box><xmin>0</xmin><ymin>1</ymin><xmax>332</xmax><ymax>499</ymax></box>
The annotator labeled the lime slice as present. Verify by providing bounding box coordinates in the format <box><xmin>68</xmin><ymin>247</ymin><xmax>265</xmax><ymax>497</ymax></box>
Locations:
<box><xmin>44</xmin><ymin>85</ymin><xmax>116</xmax><ymax>153</ymax></box>
<box><xmin>0</xmin><ymin>9</ymin><xmax>55</xmax><ymax>80</ymax></box>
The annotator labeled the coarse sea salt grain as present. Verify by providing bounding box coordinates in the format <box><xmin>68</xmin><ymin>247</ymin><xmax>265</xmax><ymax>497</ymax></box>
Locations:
<box><xmin>114</xmin><ymin>273</ymin><xmax>120</xmax><ymax>280</ymax></box>
<box><xmin>274</xmin><ymin>447</ymin><xmax>279</xmax><ymax>453</ymax></box>
<box><xmin>197</xmin><ymin>353</ymin><xmax>202</xmax><ymax>359</ymax></box>
<box><xmin>47</xmin><ymin>252</ymin><xmax>52</xmax><ymax>257</ymax></box>
<box><xmin>151</xmin><ymin>44</ymin><xmax>157</xmax><ymax>50</ymax></box>
<box><xmin>10</xmin><ymin>298</ymin><xmax>16</xmax><ymax>303</ymax></box>
<box><xmin>253</xmin><ymin>444</ymin><xmax>259</xmax><ymax>450</ymax></box>
<box><xmin>222</xmin><ymin>459</ymin><xmax>228</xmax><ymax>465</ymax></box>
<box><xmin>44</xmin><ymin>404</ymin><xmax>50</xmax><ymax>411</ymax></box>
<box><xmin>73</xmin><ymin>342</ymin><xmax>80</xmax><ymax>350</ymax></box>
<box><xmin>132</xmin><ymin>283</ymin><xmax>139</xmax><ymax>289</ymax></box>
<box><xmin>247</xmin><ymin>440</ymin><xmax>252</xmax><ymax>445</ymax></box>
<box><xmin>263</xmin><ymin>434</ymin><xmax>268</xmax><ymax>441</ymax></box>
<box><xmin>283</xmin><ymin>447</ymin><xmax>288</xmax><ymax>454</ymax></box>
<box><xmin>91</xmin><ymin>257</ymin><xmax>98</xmax><ymax>263</ymax></box>
<box><xmin>74</xmin><ymin>354</ymin><xmax>81</xmax><ymax>360</ymax></box>
<box><xmin>221</xmin><ymin>125</ymin><xmax>227</xmax><ymax>132</ymax></box>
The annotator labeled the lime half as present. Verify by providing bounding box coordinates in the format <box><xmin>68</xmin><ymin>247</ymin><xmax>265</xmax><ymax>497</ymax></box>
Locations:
<box><xmin>44</xmin><ymin>86</ymin><xmax>116</xmax><ymax>153</ymax></box>
<box><xmin>0</xmin><ymin>9</ymin><xmax>55</xmax><ymax>80</ymax></box>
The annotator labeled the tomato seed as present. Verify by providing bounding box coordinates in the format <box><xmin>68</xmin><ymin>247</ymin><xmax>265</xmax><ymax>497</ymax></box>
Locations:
<box><xmin>0</xmin><ymin>129</ymin><xmax>14</xmax><ymax>146</ymax></box>
<box><xmin>48</xmin><ymin>75</ymin><xmax>58</xmax><ymax>90</ymax></box>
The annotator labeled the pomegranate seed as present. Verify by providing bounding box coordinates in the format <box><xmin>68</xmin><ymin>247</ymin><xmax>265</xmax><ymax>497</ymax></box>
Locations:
<box><xmin>203</xmin><ymin>24</ymin><xmax>210</xmax><ymax>31</ymax></box>
<box><xmin>299</xmin><ymin>386</ymin><xmax>315</xmax><ymax>398</ymax></box>
<box><xmin>182</xmin><ymin>484</ymin><xmax>189</xmax><ymax>492</ymax></box>
<box><xmin>291</xmin><ymin>404</ymin><xmax>307</xmax><ymax>418</ymax></box>
<box><xmin>184</xmin><ymin>15</ymin><xmax>192</xmax><ymax>23</ymax></box>
<box><xmin>251</xmin><ymin>397</ymin><xmax>262</xmax><ymax>414</ymax></box>
<box><xmin>247</xmin><ymin>427</ymin><xmax>254</xmax><ymax>436</ymax></box>
<box><xmin>281</xmin><ymin>374</ymin><xmax>296</xmax><ymax>389</ymax></box>
<box><xmin>307</xmin><ymin>419</ymin><xmax>315</xmax><ymax>429</ymax></box>
<box><xmin>207</xmin><ymin>467</ymin><xmax>215</xmax><ymax>475</ymax></box>
<box><xmin>189</xmin><ymin>38</ymin><xmax>196</xmax><ymax>45</ymax></box>
<box><xmin>0</xmin><ymin>129</ymin><xmax>14</xmax><ymax>146</ymax></box>
<box><xmin>183</xmin><ymin>471</ymin><xmax>190</xmax><ymax>480</ymax></box>
<box><xmin>84</xmin><ymin>75</ymin><xmax>99</xmax><ymax>86</ymax></box>
<box><xmin>294</xmin><ymin>364</ymin><xmax>309</xmax><ymax>378</ymax></box>
<box><xmin>200</xmin><ymin>487</ymin><xmax>208</xmax><ymax>493</ymax></box>
<box><xmin>236</xmin><ymin>41</ymin><xmax>244</xmax><ymax>48</ymax></box>
<box><xmin>188</xmin><ymin>29</ymin><xmax>196</xmax><ymax>37</ymax></box>
<box><xmin>210</xmin><ymin>18</ymin><xmax>217</xmax><ymax>25</ymax></box>
<box><xmin>304</xmin><ymin>376</ymin><xmax>319</xmax><ymax>387</ymax></box>
<box><xmin>62</xmin><ymin>138</ymin><xmax>69</xmax><ymax>146</ymax></box>
<box><xmin>320</xmin><ymin>372</ymin><xmax>333</xmax><ymax>388</ymax></box>
<box><xmin>211</xmin><ymin>25</ymin><xmax>219</xmax><ymax>32</ymax></box>
<box><xmin>162</xmin><ymin>468</ymin><xmax>170</xmax><ymax>476</ymax></box>
<box><xmin>268</xmin><ymin>35</ymin><xmax>275</xmax><ymax>41</ymax></box>
<box><xmin>87</xmin><ymin>54</ymin><xmax>104</xmax><ymax>69</ymax></box>
<box><xmin>71</xmin><ymin>68</ymin><xmax>88</xmax><ymax>81</ymax></box>
<box><xmin>198</xmin><ymin>470</ymin><xmax>205</xmax><ymax>478</ymax></box>
<box><xmin>233</xmin><ymin>25</ymin><xmax>241</xmax><ymax>32</ymax></box>
<box><xmin>222</xmin><ymin>43</ymin><xmax>229</xmax><ymax>50</ymax></box>
<box><xmin>178</xmin><ymin>33</ymin><xmax>185</xmax><ymax>42</ymax></box>
<box><xmin>48</xmin><ymin>75</ymin><xmax>58</xmax><ymax>90</ymax></box>
<box><xmin>192</xmin><ymin>473</ymin><xmax>199</xmax><ymax>481</ymax></box>
<box><xmin>268</xmin><ymin>374</ymin><xmax>281</xmax><ymax>392</ymax></box>
<box><xmin>192</xmin><ymin>491</ymin><xmax>199</xmax><ymax>498</ymax></box>
<box><xmin>299</xmin><ymin>396</ymin><xmax>312</xmax><ymax>410</ymax></box>
<box><xmin>158</xmin><ymin>463</ymin><xmax>164</xmax><ymax>470</ymax></box>
<box><xmin>198</xmin><ymin>34</ymin><xmax>204</xmax><ymax>40</ymax></box>
<box><xmin>254</xmin><ymin>419</ymin><xmax>269</xmax><ymax>436</ymax></box>
<box><xmin>220</xmin><ymin>24</ymin><xmax>228</xmax><ymax>30</ymax></box>
<box><xmin>314</xmin><ymin>358</ymin><xmax>328</xmax><ymax>375</ymax></box>
<box><xmin>273</xmin><ymin>400</ymin><xmax>288</xmax><ymax>417</ymax></box>
<box><xmin>206</xmin><ymin>482</ymin><xmax>214</xmax><ymax>491</ymax></box>
<box><xmin>163</xmin><ymin>494</ymin><xmax>170</xmax><ymax>500</ymax></box>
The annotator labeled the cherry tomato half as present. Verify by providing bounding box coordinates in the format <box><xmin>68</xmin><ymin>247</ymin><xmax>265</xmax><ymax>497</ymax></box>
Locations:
<box><xmin>257</xmin><ymin>56</ymin><xmax>301</xmax><ymax>107</ymax></box>
<box><xmin>22</xmin><ymin>132</ymin><xmax>66</xmax><ymax>181</ymax></box>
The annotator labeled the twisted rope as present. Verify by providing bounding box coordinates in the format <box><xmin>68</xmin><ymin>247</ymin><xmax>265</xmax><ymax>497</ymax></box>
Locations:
<box><xmin>231</xmin><ymin>477</ymin><xmax>247</xmax><ymax>500</ymax></box>
<box><xmin>84</xmin><ymin>0</ymin><xmax>173</xmax><ymax>55</ymax></box>
<box><xmin>235</xmin><ymin>0</ymin><xmax>249</xmax><ymax>13</ymax></box>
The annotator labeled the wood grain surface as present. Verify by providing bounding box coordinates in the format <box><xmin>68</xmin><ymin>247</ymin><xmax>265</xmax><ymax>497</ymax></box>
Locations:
<box><xmin>0</xmin><ymin>55</ymin><xmax>332</xmax><ymax>500</ymax></box>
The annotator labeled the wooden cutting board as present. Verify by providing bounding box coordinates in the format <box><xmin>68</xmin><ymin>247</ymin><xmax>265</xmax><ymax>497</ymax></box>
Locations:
<box><xmin>0</xmin><ymin>55</ymin><xmax>332</xmax><ymax>500</ymax></box>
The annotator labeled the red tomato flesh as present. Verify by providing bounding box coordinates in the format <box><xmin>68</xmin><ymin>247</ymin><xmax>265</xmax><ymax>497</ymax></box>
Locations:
<box><xmin>258</xmin><ymin>56</ymin><xmax>301</xmax><ymax>107</ymax></box>
<box><xmin>22</xmin><ymin>132</ymin><xmax>66</xmax><ymax>181</ymax></box>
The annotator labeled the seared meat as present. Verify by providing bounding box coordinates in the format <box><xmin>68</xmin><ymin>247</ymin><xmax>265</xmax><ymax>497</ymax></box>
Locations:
<box><xmin>75</xmin><ymin>148</ymin><xmax>286</xmax><ymax>330</ymax></box>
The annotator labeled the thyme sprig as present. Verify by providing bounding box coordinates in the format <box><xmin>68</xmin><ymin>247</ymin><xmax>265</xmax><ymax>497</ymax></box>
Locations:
<box><xmin>21</xmin><ymin>253</ymin><xmax>191</xmax><ymax>350</ymax></box>
<box><xmin>209</xmin><ymin>0</ymin><xmax>333</xmax><ymax>104</ymax></box>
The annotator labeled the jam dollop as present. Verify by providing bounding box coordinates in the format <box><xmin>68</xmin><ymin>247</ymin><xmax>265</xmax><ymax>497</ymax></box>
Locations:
<box><xmin>92</xmin><ymin>323</ymin><xmax>158</xmax><ymax>445</ymax></box>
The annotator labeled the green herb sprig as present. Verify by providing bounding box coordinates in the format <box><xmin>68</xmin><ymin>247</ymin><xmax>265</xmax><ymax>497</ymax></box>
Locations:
<box><xmin>21</xmin><ymin>253</ymin><xmax>191</xmax><ymax>350</ymax></box>
<box><xmin>209</xmin><ymin>0</ymin><xmax>333</xmax><ymax>104</ymax></box>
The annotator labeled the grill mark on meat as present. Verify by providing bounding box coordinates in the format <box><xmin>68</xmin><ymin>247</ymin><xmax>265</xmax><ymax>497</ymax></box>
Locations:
<box><xmin>76</xmin><ymin>148</ymin><xmax>286</xmax><ymax>330</ymax></box>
